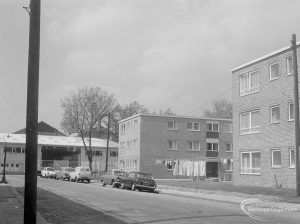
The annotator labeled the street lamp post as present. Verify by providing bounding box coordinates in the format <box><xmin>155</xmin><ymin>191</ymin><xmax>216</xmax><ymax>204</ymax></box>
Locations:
<box><xmin>1</xmin><ymin>135</ymin><xmax>10</xmax><ymax>184</ymax></box>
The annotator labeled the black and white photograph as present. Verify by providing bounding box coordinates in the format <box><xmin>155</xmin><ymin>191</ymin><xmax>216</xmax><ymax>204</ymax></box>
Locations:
<box><xmin>1</xmin><ymin>0</ymin><xmax>300</xmax><ymax>223</ymax></box>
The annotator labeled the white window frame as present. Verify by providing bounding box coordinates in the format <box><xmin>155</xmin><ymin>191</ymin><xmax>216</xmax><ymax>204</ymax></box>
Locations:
<box><xmin>289</xmin><ymin>148</ymin><xmax>295</xmax><ymax>168</ymax></box>
<box><xmin>287</xmin><ymin>56</ymin><xmax>294</xmax><ymax>76</ymax></box>
<box><xmin>187</xmin><ymin>122</ymin><xmax>200</xmax><ymax>131</ymax></box>
<box><xmin>240</xmin><ymin>151</ymin><xmax>261</xmax><ymax>175</ymax></box>
<box><xmin>168</xmin><ymin>140</ymin><xmax>177</xmax><ymax>151</ymax></box>
<box><xmin>167</xmin><ymin>120</ymin><xmax>177</xmax><ymax>130</ymax></box>
<box><xmin>288</xmin><ymin>102</ymin><xmax>294</xmax><ymax>121</ymax></box>
<box><xmin>239</xmin><ymin>70</ymin><xmax>260</xmax><ymax>96</ymax></box>
<box><xmin>269</xmin><ymin>62</ymin><xmax>279</xmax><ymax>81</ymax></box>
<box><xmin>270</xmin><ymin>105</ymin><xmax>280</xmax><ymax>124</ymax></box>
<box><xmin>240</xmin><ymin>110</ymin><xmax>260</xmax><ymax>134</ymax></box>
<box><xmin>271</xmin><ymin>149</ymin><xmax>281</xmax><ymax>168</ymax></box>
<box><xmin>187</xmin><ymin>141</ymin><xmax>201</xmax><ymax>151</ymax></box>
<box><xmin>206</xmin><ymin>122</ymin><xmax>219</xmax><ymax>132</ymax></box>
<box><xmin>206</xmin><ymin>139</ymin><xmax>219</xmax><ymax>151</ymax></box>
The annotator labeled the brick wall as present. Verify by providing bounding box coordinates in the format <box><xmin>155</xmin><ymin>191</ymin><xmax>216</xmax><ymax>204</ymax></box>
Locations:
<box><xmin>232</xmin><ymin>48</ymin><xmax>299</xmax><ymax>188</ymax></box>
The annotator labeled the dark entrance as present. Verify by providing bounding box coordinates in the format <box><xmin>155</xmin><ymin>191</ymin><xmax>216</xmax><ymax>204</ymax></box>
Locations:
<box><xmin>41</xmin><ymin>146</ymin><xmax>81</xmax><ymax>168</ymax></box>
<box><xmin>206</xmin><ymin>162</ymin><xmax>218</xmax><ymax>178</ymax></box>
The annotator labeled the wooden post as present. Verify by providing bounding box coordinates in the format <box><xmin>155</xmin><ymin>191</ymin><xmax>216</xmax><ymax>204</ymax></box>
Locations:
<box><xmin>291</xmin><ymin>34</ymin><xmax>300</xmax><ymax>196</ymax></box>
<box><xmin>24</xmin><ymin>1</ymin><xmax>41</xmax><ymax>223</ymax></box>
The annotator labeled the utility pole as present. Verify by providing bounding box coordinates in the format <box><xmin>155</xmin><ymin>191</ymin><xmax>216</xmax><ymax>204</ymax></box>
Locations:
<box><xmin>24</xmin><ymin>1</ymin><xmax>41</xmax><ymax>224</ymax></box>
<box><xmin>1</xmin><ymin>136</ymin><xmax>8</xmax><ymax>184</ymax></box>
<box><xmin>291</xmin><ymin>34</ymin><xmax>300</xmax><ymax>196</ymax></box>
<box><xmin>105</xmin><ymin>113</ymin><xmax>110</xmax><ymax>172</ymax></box>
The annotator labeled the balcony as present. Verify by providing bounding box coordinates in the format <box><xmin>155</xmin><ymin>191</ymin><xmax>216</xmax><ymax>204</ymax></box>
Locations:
<box><xmin>206</xmin><ymin>131</ymin><xmax>219</xmax><ymax>138</ymax></box>
<box><xmin>206</xmin><ymin>151</ymin><xmax>218</xmax><ymax>157</ymax></box>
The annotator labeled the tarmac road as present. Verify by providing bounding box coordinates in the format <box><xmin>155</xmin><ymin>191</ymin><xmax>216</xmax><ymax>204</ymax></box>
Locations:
<box><xmin>7</xmin><ymin>175</ymin><xmax>300</xmax><ymax>224</ymax></box>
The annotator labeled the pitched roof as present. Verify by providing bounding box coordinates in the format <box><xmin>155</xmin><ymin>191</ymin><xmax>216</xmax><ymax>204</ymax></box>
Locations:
<box><xmin>14</xmin><ymin>121</ymin><xmax>65</xmax><ymax>136</ymax></box>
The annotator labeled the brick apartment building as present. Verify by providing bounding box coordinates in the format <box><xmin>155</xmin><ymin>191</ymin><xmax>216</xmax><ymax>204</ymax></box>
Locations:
<box><xmin>231</xmin><ymin>43</ymin><xmax>300</xmax><ymax>188</ymax></box>
<box><xmin>118</xmin><ymin>114</ymin><xmax>233</xmax><ymax>179</ymax></box>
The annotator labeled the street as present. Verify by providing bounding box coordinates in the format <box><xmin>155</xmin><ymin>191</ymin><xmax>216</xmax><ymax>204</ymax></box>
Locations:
<box><xmin>6</xmin><ymin>175</ymin><xmax>300</xmax><ymax>224</ymax></box>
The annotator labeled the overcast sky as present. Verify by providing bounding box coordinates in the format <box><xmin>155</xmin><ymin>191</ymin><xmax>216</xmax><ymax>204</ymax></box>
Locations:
<box><xmin>1</xmin><ymin>0</ymin><xmax>300</xmax><ymax>133</ymax></box>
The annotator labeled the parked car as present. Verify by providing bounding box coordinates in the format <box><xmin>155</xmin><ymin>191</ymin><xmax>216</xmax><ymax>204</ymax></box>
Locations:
<box><xmin>41</xmin><ymin>167</ymin><xmax>56</xmax><ymax>179</ymax></box>
<box><xmin>37</xmin><ymin>167</ymin><xmax>44</xmax><ymax>177</ymax></box>
<box><xmin>121</xmin><ymin>171</ymin><xmax>156</xmax><ymax>192</ymax></box>
<box><xmin>100</xmin><ymin>169</ymin><xmax>128</xmax><ymax>188</ymax></box>
<box><xmin>69</xmin><ymin>166</ymin><xmax>91</xmax><ymax>183</ymax></box>
<box><xmin>55</xmin><ymin>167</ymin><xmax>75</xmax><ymax>180</ymax></box>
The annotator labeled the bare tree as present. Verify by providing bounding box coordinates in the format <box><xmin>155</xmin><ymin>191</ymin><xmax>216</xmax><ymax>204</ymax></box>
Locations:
<box><xmin>203</xmin><ymin>99</ymin><xmax>232</xmax><ymax>119</ymax></box>
<box><xmin>60</xmin><ymin>87</ymin><xmax>117</xmax><ymax>172</ymax></box>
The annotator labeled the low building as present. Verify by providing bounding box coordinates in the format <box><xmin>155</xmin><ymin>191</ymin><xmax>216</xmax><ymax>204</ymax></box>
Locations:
<box><xmin>231</xmin><ymin>42</ymin><xmax>300</xmax><ymax>188</ymax></box>
<box><xmin>0</xmin><ymin>123</ymin><xmax>118</xmax><ymax>173</ymax></box>
<box><xmin>118</xmin><ymin>114</ymin><xmax>233</xmax><ymax>179</ymax></box>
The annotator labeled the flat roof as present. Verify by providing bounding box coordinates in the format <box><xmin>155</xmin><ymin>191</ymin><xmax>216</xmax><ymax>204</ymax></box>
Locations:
<box><xmin>0</xmin><ymin>133</ymin><xmax>118</xmax><ymax>148</ymax></box>
<box><xmin>231</xmin><ymin>41</ymin><xmax>300</xmax><ymax>72</ymax></box>
<box><xmin>119</xmin><ymin>113</ymin><xmax>232</xmax><ymax>123</ymax></box>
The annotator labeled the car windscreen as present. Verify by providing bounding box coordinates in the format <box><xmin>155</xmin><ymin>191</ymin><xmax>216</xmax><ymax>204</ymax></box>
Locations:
<box><xmin>136</xmin><ymin>173</ymin><xmax>153</xmax><ymax>179</ymax></box>
<box><xmin>47</xmin><ymin>168</ymin><xmax>55</xmax><ymax>171</ymax></box>
<box><xmin>80</xmin><ymin>168</ymin><xmax>90</xmax><ymax>172</ymax></box>
<box><xmin>66</xmin><ymin>168</ymin><xmax>74</xmax><ymax>172</ymax></box>
<box><xmin>114</xmin><ymin>171</ymin><xmax>127</xmax><ymax>176</ymax></box>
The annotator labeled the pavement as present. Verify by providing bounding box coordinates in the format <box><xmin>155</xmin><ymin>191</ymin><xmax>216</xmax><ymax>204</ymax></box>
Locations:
<box><xmin>0</xmin><ymin>183</ymin><xmax>49</xmax><ymax>224</ymax></box>
<box><xmin>1</xmin><ymin>176</ymin><xmax>300</xmax><ymax>224</ymax></box>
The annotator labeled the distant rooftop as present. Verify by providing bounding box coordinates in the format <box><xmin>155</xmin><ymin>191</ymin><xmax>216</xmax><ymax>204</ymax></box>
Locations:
<box><xmin>0</xmin><ymin>133</ymin><xmax>118</xmax><ymax>148</ymax></box>
<box><xmin>119</xmin><ymin>113</ymin><xmax>232</xmax><ymax>123</ymax></box>
<box><xmin>14</xmin><ymin>121</ymin><xmax>65</xmax><ymax>136</ymax></box>
<box><xmin>231</xmin><ymin>41</ymin><xmax>300</xmax><ymax>72</ymax></box>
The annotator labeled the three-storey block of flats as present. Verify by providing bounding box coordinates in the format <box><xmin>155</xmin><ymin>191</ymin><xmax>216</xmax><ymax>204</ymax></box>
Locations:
<box><xmin>231</xmin><ymin>43</ymin><xmax>300</xmax><ymax>188</ymax></box>
<box><xmin>118</xmin><ymin>114</ymin><xmax>233</xmax><ymax>179</ymax></box>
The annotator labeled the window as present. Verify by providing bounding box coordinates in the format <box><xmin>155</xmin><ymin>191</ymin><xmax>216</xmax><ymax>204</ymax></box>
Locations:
<box><xmin>240</xmin><ymin>151</ymin><xmax>261</xmax><ymax>174</ymax></box>
<box><xmin>187</xmin><ymin>141</ymin><xmax>200</xmax><ymax>151</ymax></box>
<box><xmin>21</xmin><ymin>148</ymin><xmax>25</xmax><ymax>153</ymax></box>
<box><xmin>225</xmin><ymin>159</ymin><xmax>233</xmax><ymax>171</ymax></box>
<box><xmin>224</xmin><ymin>124</ymin><xmax>233</xmax><ymax>133</ymax></box>
<box><xmin>133</xmin><ymin>160</ymin><xmax>137</xmax><ymax>169</ymax></box>
<box><xmin>15</xmin><ymin>147</ymin><xmax>21</xmax><ymax>153</ymax></box>
<box><xmin>270</xmin><ymin>105</ymin><xmax>280</xmax><ymax>124</ymax></box>
<box><xmin>120</xmin><ymin>124</ymin><xmax>126</xmax><ymax>134</ymax></box>
<box><xmin>168</xmin><ymin>120</ymin><xmax>177</xmax><ymax>130</ymax></box>
<box><xmin>187</xmin><ymin>122</ymin><xmax>200</xmax><ymax>131</ymax></box>
<box><xmin>5</xmin><ymin>147</ymin><xmax>12</xmax><ymax>153</ymax></box>
<box><xmin>95</xmin><ymin>151</ymin><xmax>102</xmax><ymax>156</ymax></box>
<box><xmin>287</xmin><ymin>56</ymin><xmax>294</xmax><ymax>75</ymax></box>
<box><xmin>133</xmin><ymin>139</ymin><xmax>138</xmax><ymax>148</ymax></box>
<box><xmin>271</xmin><ymin>149</ymin><xmax>281</xmax><ymax>168</ymax></box>
<box><xmin>110</xmin><ymin>151</ymin><xmax>118</xmax><ymax>157</ymax></box>
<box><xmin>207</xmin><ymin>122</ymin><xmax>219</xmax><ymax>132</ymax></box>
<box><xmin>288</xmin><ymin>102</ymin><xmax>294</xmax><ymax>121</ymax></box>
<box><xmin>240</xmin><ymin>110</ymin><xmax>260</xmax><ymax>134</ymax></box>
<box><xmin>168</xmin><ymin>140</ymin><xmax>177</xmax><ymax>150</ymax></box>
<box><xmin>239</xmin><ymin>70</ymin><xmax>259</xmax><ymax>96</ymax></box>
<box><xmin>206</xmin><ymin>139</ymin><xmax>219</xmax><ymax>151</ymax></box>
<box><xmin>269</xmin><ymin>62</ymin><xmax>279</xmax><ymax>80</ymax></box>
<box><xmin>226</xmin><ymin>143</ymin><xmax>232</xmax><ymax>152</ymax></box>
<box><xmin>10</xmin><ymin>164</ymin><xmax>14</xmax><ymax>167</ymax></box>
<box><xmin>119</xmin><ymin>160</ymin><xmax>125</xmax><ymax>169</ymax></box>
<box><xmin>16</xmin><ymin>164</ymin><xmax>19</xmax><ymax>168</ymax></box>
<box><xmin>127</xmin><ymin>141</ymin><xmax>130</xmax><ymax>149</ymax></box>
<box><xmin>133</xmin><ymin>119</ymin><xmax>138</xmax><ymax>128</ymax></box>
<box><xmin>164</xmin><ymin>161</ymin><xmax>173</xmax><ymax>170</ymax></box>
<box><xmin>119</xmin><ymin>142</ymin><xmax>125</xmax><ymax>151</ymax></box>
<box><xmin>290</xmin><ymin>149</ymin><xmax>295</xmax><ymax>168</ymax></box>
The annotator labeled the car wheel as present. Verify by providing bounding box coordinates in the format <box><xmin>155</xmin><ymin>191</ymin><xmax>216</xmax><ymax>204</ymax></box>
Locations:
<box><xmin>120</xmin><ymin>182</ymin><xmax>124</xmax><ymax>189</ymax></box>
<box><xmin>87</xmin><ymin>179</ymin><xmax>90</xmax><ymax>183</ymax></box>
<box><xmin>112</xmin><ymin>180</ymin><xmax>116</xmax><ymax>188</ymax></box>
<box><xmin>138</xmin><ymin>189</ymin><xmax>142</xmax><ymax>192</ymax></box>
<box><xmin>131</xmin><ymin>183</ymin><xmax>136</xmax><ymax>191</ymax></box>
